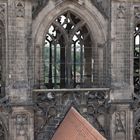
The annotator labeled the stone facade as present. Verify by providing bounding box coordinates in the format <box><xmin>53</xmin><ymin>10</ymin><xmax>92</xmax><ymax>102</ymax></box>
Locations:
<box><xmin>0</xmin><ymin>0</ymin><xmax>139</xmax><ymax>140</ymax></box>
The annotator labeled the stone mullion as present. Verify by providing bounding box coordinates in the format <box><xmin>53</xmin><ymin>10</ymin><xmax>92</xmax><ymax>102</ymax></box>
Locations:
<box><xmin>97</xmin><ymin>44</ymin><xmax>103</xmax><ymax>87</ymax></box>
<box><xmin>39</xmin><ymin>45</ymin><xmax>45</xmax><ymax>88</ymax></box>
<box><xmin>92</xmin><ymin>43</ymin><xmax>99</xmax><ymax>87</ymax></box>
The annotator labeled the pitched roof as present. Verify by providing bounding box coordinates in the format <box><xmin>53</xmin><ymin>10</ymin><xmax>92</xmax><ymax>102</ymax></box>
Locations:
<box><xmin>51</xmin><ymin>107</ymin><xmax>106</xmax><ymax>140</ymax></box>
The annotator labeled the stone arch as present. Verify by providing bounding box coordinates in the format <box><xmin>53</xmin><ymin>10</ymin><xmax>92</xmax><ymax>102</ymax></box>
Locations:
<box><xmin>32</xmin><ymin>0</ymin><xmax>108</xmax><ymax>87</ymax></box>
<box><xmin>33</xmin><ymin>1</ymin><xmax>107</xmax><ymax>46</ymax></box>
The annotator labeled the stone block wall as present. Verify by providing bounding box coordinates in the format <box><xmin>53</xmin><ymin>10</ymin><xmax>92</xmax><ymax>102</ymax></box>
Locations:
<box><xmin>0</xmin><ymin>0</ymin><xmax>139</xmax><ymax>140</ymax></box>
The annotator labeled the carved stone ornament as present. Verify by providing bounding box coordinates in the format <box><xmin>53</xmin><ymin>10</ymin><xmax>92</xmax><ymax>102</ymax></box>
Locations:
<box><xmin>15</xmin><ymin>0</ymin><xmax>25</xmax><ymax>18</ymax></box>
<box><xmin>0</xmin><ymin>4</ymin><xmax>6</xmax><ymax>24</ymax></box>
<box><xmin>0</xmin><ymin>5</ymin><xmax>5</xmax><ymax>15</ymax></box>
<box><xmin>135</xmin><ymin>118</ymin><xmax>140</xmax><ymax>138</ymax></box>
<box><xmin>16</xmin><ymin>114</ymin><xmax>28</xmax><ymax>136</ymax></box>
<box><xmin>135</xmin><ymin>7</ymin><xmax>140</xmax><ymax>19</ymax></box>
<box><xmin>115</xmin><ymin>111</ymin><xmax>126</xmax><ymax>134</ymax></box>
<box><xmin>0</xmin><ymin>121</ymin><xmax>5</xmax><ymax>140</ymax></box>
<box><xmin>134</xmin><ymin>109</ymin><xmax>140</xmax><ymax>139</ymax></box>
<box><xmin>32</xmin><ymin>0</ymin><xmax>109</xmax><ymax>18</ymax></box>
<box><xmin>90</xmin><ymin>0</ymin><xmax>109</xmax><ymax>18</ymax></box>
<box><xmin>117</xmin><ymin>3</ymin><xmax>126</xmax><ymax>19</ymax></box>
<box><xmin>34</xmin><ymin>90</ymin><xmax>110</xmax><ymax>140</ymax></box>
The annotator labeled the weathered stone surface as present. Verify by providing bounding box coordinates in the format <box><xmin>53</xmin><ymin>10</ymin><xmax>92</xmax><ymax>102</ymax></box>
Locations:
<box><xmin>0</xmin><ymin>0</ymin><xmax>139</xmax><ymax>140</ymax></box>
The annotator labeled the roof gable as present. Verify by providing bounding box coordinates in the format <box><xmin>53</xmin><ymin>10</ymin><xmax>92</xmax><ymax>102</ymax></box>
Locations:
<box><xmin>51</xmin><ymin>107</ymin><xmax>106</xmax><ymax>140</ymax></box>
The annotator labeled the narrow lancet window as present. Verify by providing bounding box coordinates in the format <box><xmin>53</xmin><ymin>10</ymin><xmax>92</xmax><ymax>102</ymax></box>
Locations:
<box><xmin>134</xmin><ymin>24</ymin><xmax>140</xmax><ymax>95</ymax></box>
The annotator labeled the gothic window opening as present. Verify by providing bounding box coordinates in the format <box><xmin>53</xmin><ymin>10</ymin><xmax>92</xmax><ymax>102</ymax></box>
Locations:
<box><xmin>134</xmin><ymin>24</ymin><xmax>140</xmax><ymax>95</ymax></box>
<box><xmin>134</xmin><ymin>24</ymin><xmax>140</xmax><ymax>140</ymax></box>
<box><xmin>43</xmin><ymin>11</ymin><xmax>92</xmax><ymax>89</ymax></box>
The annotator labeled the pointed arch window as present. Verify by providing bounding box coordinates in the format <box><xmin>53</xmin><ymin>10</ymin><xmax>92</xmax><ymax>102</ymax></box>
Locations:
<box><xmin>43</xmin><ymin>11</ymin><xmax>92</xmax><ymax>89</ymax></box>
<box><xmin>134</xmin><ymin>24</ymin><xmax>140</xmax><ymax>95</ymax></box>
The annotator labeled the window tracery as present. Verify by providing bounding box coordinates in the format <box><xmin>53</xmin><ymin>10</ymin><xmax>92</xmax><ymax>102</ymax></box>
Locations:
<box><xmin>43</xmin><ymin>11</ymin><xmax>92</xmax><ymax>89</ymax></box>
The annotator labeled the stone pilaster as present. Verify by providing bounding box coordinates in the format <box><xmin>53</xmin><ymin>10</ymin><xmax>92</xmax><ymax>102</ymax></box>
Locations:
<box><xmin>110</xmin><ymin>1</ymin><xmax>134</xmax><ymax>140</ymax></box>
<box><xmin>111</xmin><ymin>0</ymin><xmax>133</xmax><ymax>100</ymax></box>
<box><xmin>7</xmin><ymin>0</ymin><xmax>32</xmax><ymax>104</ymax></box>
<box><xmin>7</xmin><ymin>1</ymin><xmax>34</xmax><ymax>140</ymax></box>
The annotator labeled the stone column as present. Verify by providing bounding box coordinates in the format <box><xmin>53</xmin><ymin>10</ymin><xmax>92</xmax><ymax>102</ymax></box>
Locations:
<box><xmin>111</xmin><ymin>0</ymin><xmax>133</xmax><ymax>99</ymax></box>
<box><xmin>7</xmin><ymin>0</ymin><xmax>34</xmax><ymax>140</ymax></box>
<box><xmin>8</xmin><ymin>0</ymin><xmax>32</xmax><ymax>104</ymax></box>
<box><xmin>110</xmin><ymin>1</ymin><xmax>134</xmax><ymax>140</ymax></box>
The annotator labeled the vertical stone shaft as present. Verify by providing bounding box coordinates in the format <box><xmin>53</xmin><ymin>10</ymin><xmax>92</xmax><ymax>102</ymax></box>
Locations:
<box><xmin>8</xmin><ymin>1</ymin><xmax>34</xmax><ymax>140</ymax></box>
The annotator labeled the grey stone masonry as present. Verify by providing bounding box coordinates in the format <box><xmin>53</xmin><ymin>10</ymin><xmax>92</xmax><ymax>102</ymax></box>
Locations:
<box><xmin>7</xmin><ymin>0</ymin><xmax>32</xmax><ymax>104</ymax></box>
<box><xmin>7</xmin><ymin>1</ymin><xmax>34</xmax><ymax>140</ymax></box>
<box><xmin>111</xmin><ymin>1</ymin><xmax>133</xmax><ymax>100</ymax></box>
<box><xmin>0</xmin><ymin>0</ymin><xmax>139</xmax><ymax>140</ymax></box>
